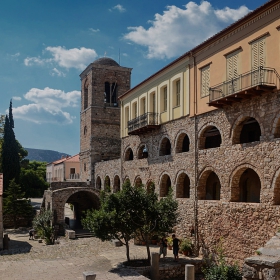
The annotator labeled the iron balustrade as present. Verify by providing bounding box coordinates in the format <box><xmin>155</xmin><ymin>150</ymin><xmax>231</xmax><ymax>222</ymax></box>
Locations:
<box><xmin>209</xmin><ymin>67</ymin><xmax>280</xmax><ymax>102</ymax></box>
<box><xmin>128</xmin><ymin>112</ymin><xmax>159</xmax><ymax>134</ymax></box>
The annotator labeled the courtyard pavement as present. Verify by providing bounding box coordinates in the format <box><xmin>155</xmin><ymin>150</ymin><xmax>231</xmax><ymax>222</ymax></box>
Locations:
<box><xmin>0</xmin><ymin>228</ymin><xmax>162</xmax><ymax>280</ymax></box>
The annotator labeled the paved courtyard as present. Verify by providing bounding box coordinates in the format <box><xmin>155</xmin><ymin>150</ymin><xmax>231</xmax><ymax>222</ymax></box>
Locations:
<box><xmin>0</xmin><ymin>228</ymin><xmax>159</xmax><ymax>280</ymax></box>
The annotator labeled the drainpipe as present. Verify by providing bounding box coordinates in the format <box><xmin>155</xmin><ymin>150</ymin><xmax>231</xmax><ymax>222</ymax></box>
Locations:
<box><xmin>191</xmin><ymin>52</ymin><xmax>199</xmax><ymax>256</ymax></box>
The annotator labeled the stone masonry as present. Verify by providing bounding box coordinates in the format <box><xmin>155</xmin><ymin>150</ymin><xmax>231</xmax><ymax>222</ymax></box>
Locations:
<box><xmin>95</xmin><ymin>89</ymin><xmax>280</xmax><ymax>264</ymax></box>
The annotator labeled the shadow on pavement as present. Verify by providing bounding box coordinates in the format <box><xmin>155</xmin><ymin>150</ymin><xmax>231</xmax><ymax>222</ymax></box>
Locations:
<box><xmin>0</xmin><ymin>239</ymin><xmax>32</xmax><ymax>255</ymax></box>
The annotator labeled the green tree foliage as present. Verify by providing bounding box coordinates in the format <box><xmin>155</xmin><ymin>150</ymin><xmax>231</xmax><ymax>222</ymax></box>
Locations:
<box><xmin>3</xmin><ymin>179</ymin><xmax>34</xmax><ymax>228</ymax></box>
<box><xmin>203</xmin><ymin>239</ymin><xmax>242</xmax><ymax>280</ymax></box>
<box><xmin>32</xmin><ymin>210</ymin><xmax>54</xmax><ymax>245</ymax></box>
<box><xmin>82</xmin><ymin>180</ymin><xmax>138</xmax><ymax>262</ymax></box>
<box><xmin>1</xmin><ymin>115</ymin><xmax>20</xmax><ymax>190</ymax></box>
<box><xmin>82</xmin><ymin>181</ymin><xmax>178</xmax><ymax>263</ymax></box>
<box><xmin>20</xmin><ymin>161</ymin><xmax>49</xmax><ymax>198</ymax></box>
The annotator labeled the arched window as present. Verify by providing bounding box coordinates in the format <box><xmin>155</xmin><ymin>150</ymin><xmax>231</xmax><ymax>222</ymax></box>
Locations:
<box><xmin>239</xmin><ymin>168</ymin><xmax>260</xmax><ymax>203</ymax></box>
<box><xmin>96</xmin><ymin>176</ymin><xmax>101</xmax><ymax>190</ymax></box>
<box><xmin>160</xmin><ymin>174</ymin><xmax>172</xmax><ymax>197</ymax></box>
<box><xmin>176</xmin><ymin>133</ymin><xmax>190</xmax><ymax>153</ymax></box>
<box><xmin>159</xmin><ymin>137</ymin><xmax>171</xmax><ymax>156</ymax></box>
<box><xmin>146</xmin><ymin>181</ymin><xmax>155</xmax><ymax>193</ymax></box>
<box><xmin>176</xmin><ymin>173</ymin><xmax>190</xmax><ymax>198</ymax></box>
<box><xmin>104</xmin><ymin>82</ymin><xmax>110</xmax><ymax>103</ymax></box>
<box><xmin>124</xmin><ymin>148</ymin><xmax>134</xmax><ymax>161</ymax></box>
<box><xmin>111</xmin><ymin>83</ymin><xmax>118</xmax><ymax>105</ymax></box>
<box><xmin>113</xmin><ymin>175</ymin><xmax>120</xmax><ymax>193</ymax></box>
<box><xmin>84</xmin><ymin>80</ymin><xmax>88</xmax><ymax>110</ymax></box>
<box><xmin>239</xmin><ymin>118</ymin><xmax>261</xmax><ymax>144</ymax></box>
<box><xmin>200</xmin><ymin>126</ymin><xmax>221</xmax><ymax>149</ymax></box>
<box><xmin>205</xmin><ymin>172</ymin><xmax>221</xmax><ymax>200</ymax></box>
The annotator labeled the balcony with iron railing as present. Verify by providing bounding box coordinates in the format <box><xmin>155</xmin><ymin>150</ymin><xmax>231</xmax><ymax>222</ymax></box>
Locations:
<box><xmin>208</xmin><ymin>67</ymin><xmax>280</xmax><ymax>108</ymax></box>
<box><xmin>128</xmin><ymin>112</ymin><xmax>160</xmax><ymax>135</ymax></box>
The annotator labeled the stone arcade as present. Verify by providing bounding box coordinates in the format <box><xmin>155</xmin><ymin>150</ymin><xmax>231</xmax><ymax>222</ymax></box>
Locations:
<box><xmin>43</xmin><ymin>0</ymin><xmax>280</xmax><ymax>268</ymax></box>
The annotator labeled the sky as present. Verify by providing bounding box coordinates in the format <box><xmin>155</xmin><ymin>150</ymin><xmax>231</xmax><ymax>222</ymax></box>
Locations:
<box><xmin>0</xmin><ymin>0</ymin><xmax>267</xmax><ymax>156</ymax></box>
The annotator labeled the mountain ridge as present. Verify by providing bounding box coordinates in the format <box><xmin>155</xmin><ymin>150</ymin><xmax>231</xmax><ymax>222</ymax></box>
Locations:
<box><xmin>24</xmin><ymin>148</ymin><xmax>71</xmax><ymax>163</ymax></box>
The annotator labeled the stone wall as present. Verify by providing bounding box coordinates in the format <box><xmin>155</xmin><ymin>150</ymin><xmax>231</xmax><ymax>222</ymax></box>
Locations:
<box><xmin>93</xmin><ymin>90</ymin><xmax>280</xmax><ymax>264</ymax></box>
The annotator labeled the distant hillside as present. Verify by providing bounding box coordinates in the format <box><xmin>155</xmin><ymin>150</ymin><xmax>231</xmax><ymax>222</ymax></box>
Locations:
<box><xmin>25</xmin><ymin>148</ymin><xmax>71</xmax><ymax>163</ymax></box>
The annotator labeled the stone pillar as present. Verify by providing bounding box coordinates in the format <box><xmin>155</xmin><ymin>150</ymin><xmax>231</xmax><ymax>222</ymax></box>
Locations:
<box><xmin>0</xmin><ymin>196</ymin><xmax>3</xmax><ymax>250</ymax></box>
<box><xmin>185</xmin><ymin>264</ymin><xmax>195</xmax><ymax>280</ymax></box>
<box><xmin>151</xmin><ymin>252</ymin><xmax>159</xmax><ymax>280</ymax></box>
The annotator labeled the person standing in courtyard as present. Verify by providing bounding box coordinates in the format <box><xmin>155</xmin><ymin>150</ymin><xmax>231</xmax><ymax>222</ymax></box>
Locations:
<box><xmin>172</xmin><ymin>234</ymin><xmax>180</xmax><ymax>261</ymax></box>
<box><xmin>29</xmin><ymin>228</ymin><xmax>35</xmax><ymax>240</ymax></box>
<box><xmin>159</xmin><ymin>237</ymin><xmax>167</xmax><ymax>259</ymax></box>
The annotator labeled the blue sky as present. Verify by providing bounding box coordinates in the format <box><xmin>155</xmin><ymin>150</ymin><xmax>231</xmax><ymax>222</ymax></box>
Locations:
<box><xmin>0</xmin><ymin>0</ymin><xmax>266</xmax><ymax>156</ymax></box>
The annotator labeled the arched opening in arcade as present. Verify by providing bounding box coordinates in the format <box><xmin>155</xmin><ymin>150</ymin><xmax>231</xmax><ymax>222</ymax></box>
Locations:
<box><xmin>200</xmin><ymin>126</ymin><xmax>221</xmax><ymax>149</ymax></box>
<box><xmin>96</xmin><ymin>176</ymin><xmax>101</xmax><ymax>190</ymax></box>
<box><xmin>176</xmin><ymin>133</ymin><xmax>190</xmax><ymax>153</ymax></box>
<box><xmin>113</xmin><ymin>175</ymin><xmax>121</xmax><ymax>193</ymax></box>
<box><xmin>104</xmin><ymin>176</ymin><xmax>111</xmax><ymax>192</ymax></box>
<box><xmin>239</xmin><ymin>168</ymin><xmax>261</xmax><ymax>203</ymax></box>
<box><xmin>160</xmin><ymin>174</ymin><xmax>172</xmax><ymax>197</ymax></box>
<box><xmin>125</xmin><ymin>148</ymin><xmax>134</xmax><ymax>161</ymax></box>
<box><xmin>135</xmin><ymin>177</ymin><xmax>142</xmax><ymax>188</ymax></box>
<box><xmin>176</xmin><ymin>173</ymin><xmax>190</xmax><ymax>198</ymax></box>
<box><xmin>138</xmin><ymin>144</ymin><xmax>148</xmax><ymax>159</ymax></box>
<box><xmin>205</xmin><ymin>172</ymin><xmax>221</xmax><ymax>200</ymax></box>
<box><xmin>159</xmin><ymin>137</ymin><xmax>171</xmax><ymax>156</ymax></box>
<box><xmin>233</xmin><ymin>117</ymin><xmax>261</xmax><ymax>144</ymax></box>
<box><xmin>146</xmin><ymin>181</ymin><xmax>155</xmax><ymax>193</ymax></box>
<box><xmin>64</xmin><ymin>191</ymin><xmax>100</xmax><ymax>231</ymax></box>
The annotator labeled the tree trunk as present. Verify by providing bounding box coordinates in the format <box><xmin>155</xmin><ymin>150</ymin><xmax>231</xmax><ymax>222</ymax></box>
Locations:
<box><xmin>125</xmin><ymin>240</ymin><xmax>130</xmax><ymax>262</ymax></box>
<box><xmin>145</xmin><ymin>235</ymin><xmax>151</xmax><ymax>264</ymax></box>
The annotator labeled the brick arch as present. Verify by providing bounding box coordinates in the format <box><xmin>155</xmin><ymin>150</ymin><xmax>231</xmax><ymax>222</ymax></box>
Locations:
<box><xmin>231</xmin><ymin>114</ymin><xmax>264</xmax><ymax>144</ymax></box>
<box><xmin>175</xmin><ymin>130</ymin><xmax>190</xmax><ymax>153</ymax></box>
<box><xmin>113</xmin><ymin>174</ymin><xmax>121</xmax><ymax>193</ymax></box>
<box><xmin>229</xmin><ymin>163</ymin><xmax>261</xmax><ymax>202</ymax></box>
<box><xmin>198</xmin><ymin>122</ymin><xmax>223</xmax><ymax>149</ymax></box>
<box><xmin>175</xmin><ymin>170</ymin><xmax>191</xmax><ymax>198</ymax></box>
<box><xmin>123</xmin><ymin>176</ymin><xmax>131</xmax><ymax>184</ymax></box>
<box><xmin>271</xmin><ymin>167</ymin><xmax>280</xmax><ymax>205</ymax></box>
<box><xmin>159</xmin><ymin>136</ymin><xmax>172</xmax><ymax>156</ymax></box>
<box><xmin>271</xmin><ymin>112</ymin><xmax>280</xmax><ymax>138</ymax></box>
<box><xmin>159</xmin><ymin>172</ymin><xmax>173</xmax><ymax>197</ymax></box>
<box><xmin>134</xmin><ymin>176</ymin><xmax>143</xmax><ymax>188</ymax></box>
<box><xmin>197</xmin><ymin>167</ymin><xmax>221</xmax><ymax>200</ymax></box>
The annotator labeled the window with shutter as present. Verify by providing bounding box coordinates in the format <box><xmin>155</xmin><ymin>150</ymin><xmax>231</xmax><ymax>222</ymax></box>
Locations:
<box><xmin>226</xmin><ymin>51</ymin><xmax>239</xmax><ymax>94</ymax></box>
<box><xmin>251</xmin><ymin>37</ymin><xmax>266</xmax><ymax>85</ymax></box>
<box><xmin>201</xmin><ymin>65</ymin><xmax>210</xmax><ymax>97</ymax></box>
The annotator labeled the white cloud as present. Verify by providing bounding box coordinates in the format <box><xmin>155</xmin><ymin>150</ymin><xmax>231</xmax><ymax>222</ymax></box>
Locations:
<box><xmin>50</xmin><ymin>68</ymin><xmax>66</xmax><ymax>77</ymax></box>
<box><xmin>13</xmin><ymin>87</ymin><xmax>80</xmax><ymax>124</ymax></box>
<box><xmin>111</xmin><ymin>4</ymin><xmax>126</xmax><ymax>12</ymax></box>
<box><xmin>13</xmin><ymin>96</ymin><xmax>22</xmax><ymax>101</ymax></box>
<box><xmin>124</xmin><ymin>1</ymin><xmax>251</xmax><ymax>59</ymax></box>
<box><xmin>89</xmin><ymin>28</ymin><xmax>100</xmax><ymax>33</ymax></box>
<box><xmin>24</xmin><ymin>46</ymin><xmax>98</xmax><ymax>70</ymax></box>
<box><xmin>8</xmin><ymin>52</ymin><xmax>20</xmax><ymax>61</ymax></box>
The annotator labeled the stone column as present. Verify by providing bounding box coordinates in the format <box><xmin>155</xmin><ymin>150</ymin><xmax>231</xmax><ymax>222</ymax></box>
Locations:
<box><xmin>151</xmin><ymin>252</ymin><xmax>159</xmax><ymax>280</ymax></box>
<box><xmin>185</xmin><ymin>264</ymin><xmax>194</xmax><ymax>280</ymax></box>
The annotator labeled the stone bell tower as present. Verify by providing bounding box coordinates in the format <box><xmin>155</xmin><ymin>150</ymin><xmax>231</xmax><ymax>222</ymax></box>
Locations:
<box><xmin>79</xmin><ymin>57</ymin><xmax>132</xmax><ymax>186</ymax></box>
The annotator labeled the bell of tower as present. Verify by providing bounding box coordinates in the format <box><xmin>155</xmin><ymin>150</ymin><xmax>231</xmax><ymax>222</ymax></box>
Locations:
<box><xmin>79</xmin><ymin>57</ymin><xmax>132</xmax><ymax>185</ymax></box>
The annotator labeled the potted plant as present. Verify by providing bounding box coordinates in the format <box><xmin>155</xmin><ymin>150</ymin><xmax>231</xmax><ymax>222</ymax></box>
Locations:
<box><xmin>166</xmin><ymin>236</ymin><xmax>173</xmax><ymax>250</ymax></box>
<box><xmin>151</xmin><ymin>235</ymin><xmax>158</xmax><ymax>245</ymax></box>
<box><xmin>180</xmin><ymin>238</ymin><xmax>192</xmax><ymax>256</ymax></box>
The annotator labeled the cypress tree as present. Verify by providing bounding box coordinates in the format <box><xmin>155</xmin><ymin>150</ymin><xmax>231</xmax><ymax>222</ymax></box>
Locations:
<box><xmin>1</xmin><ymin>112</ymin><xmax>20</xmax><ymax>191</ymax></box>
